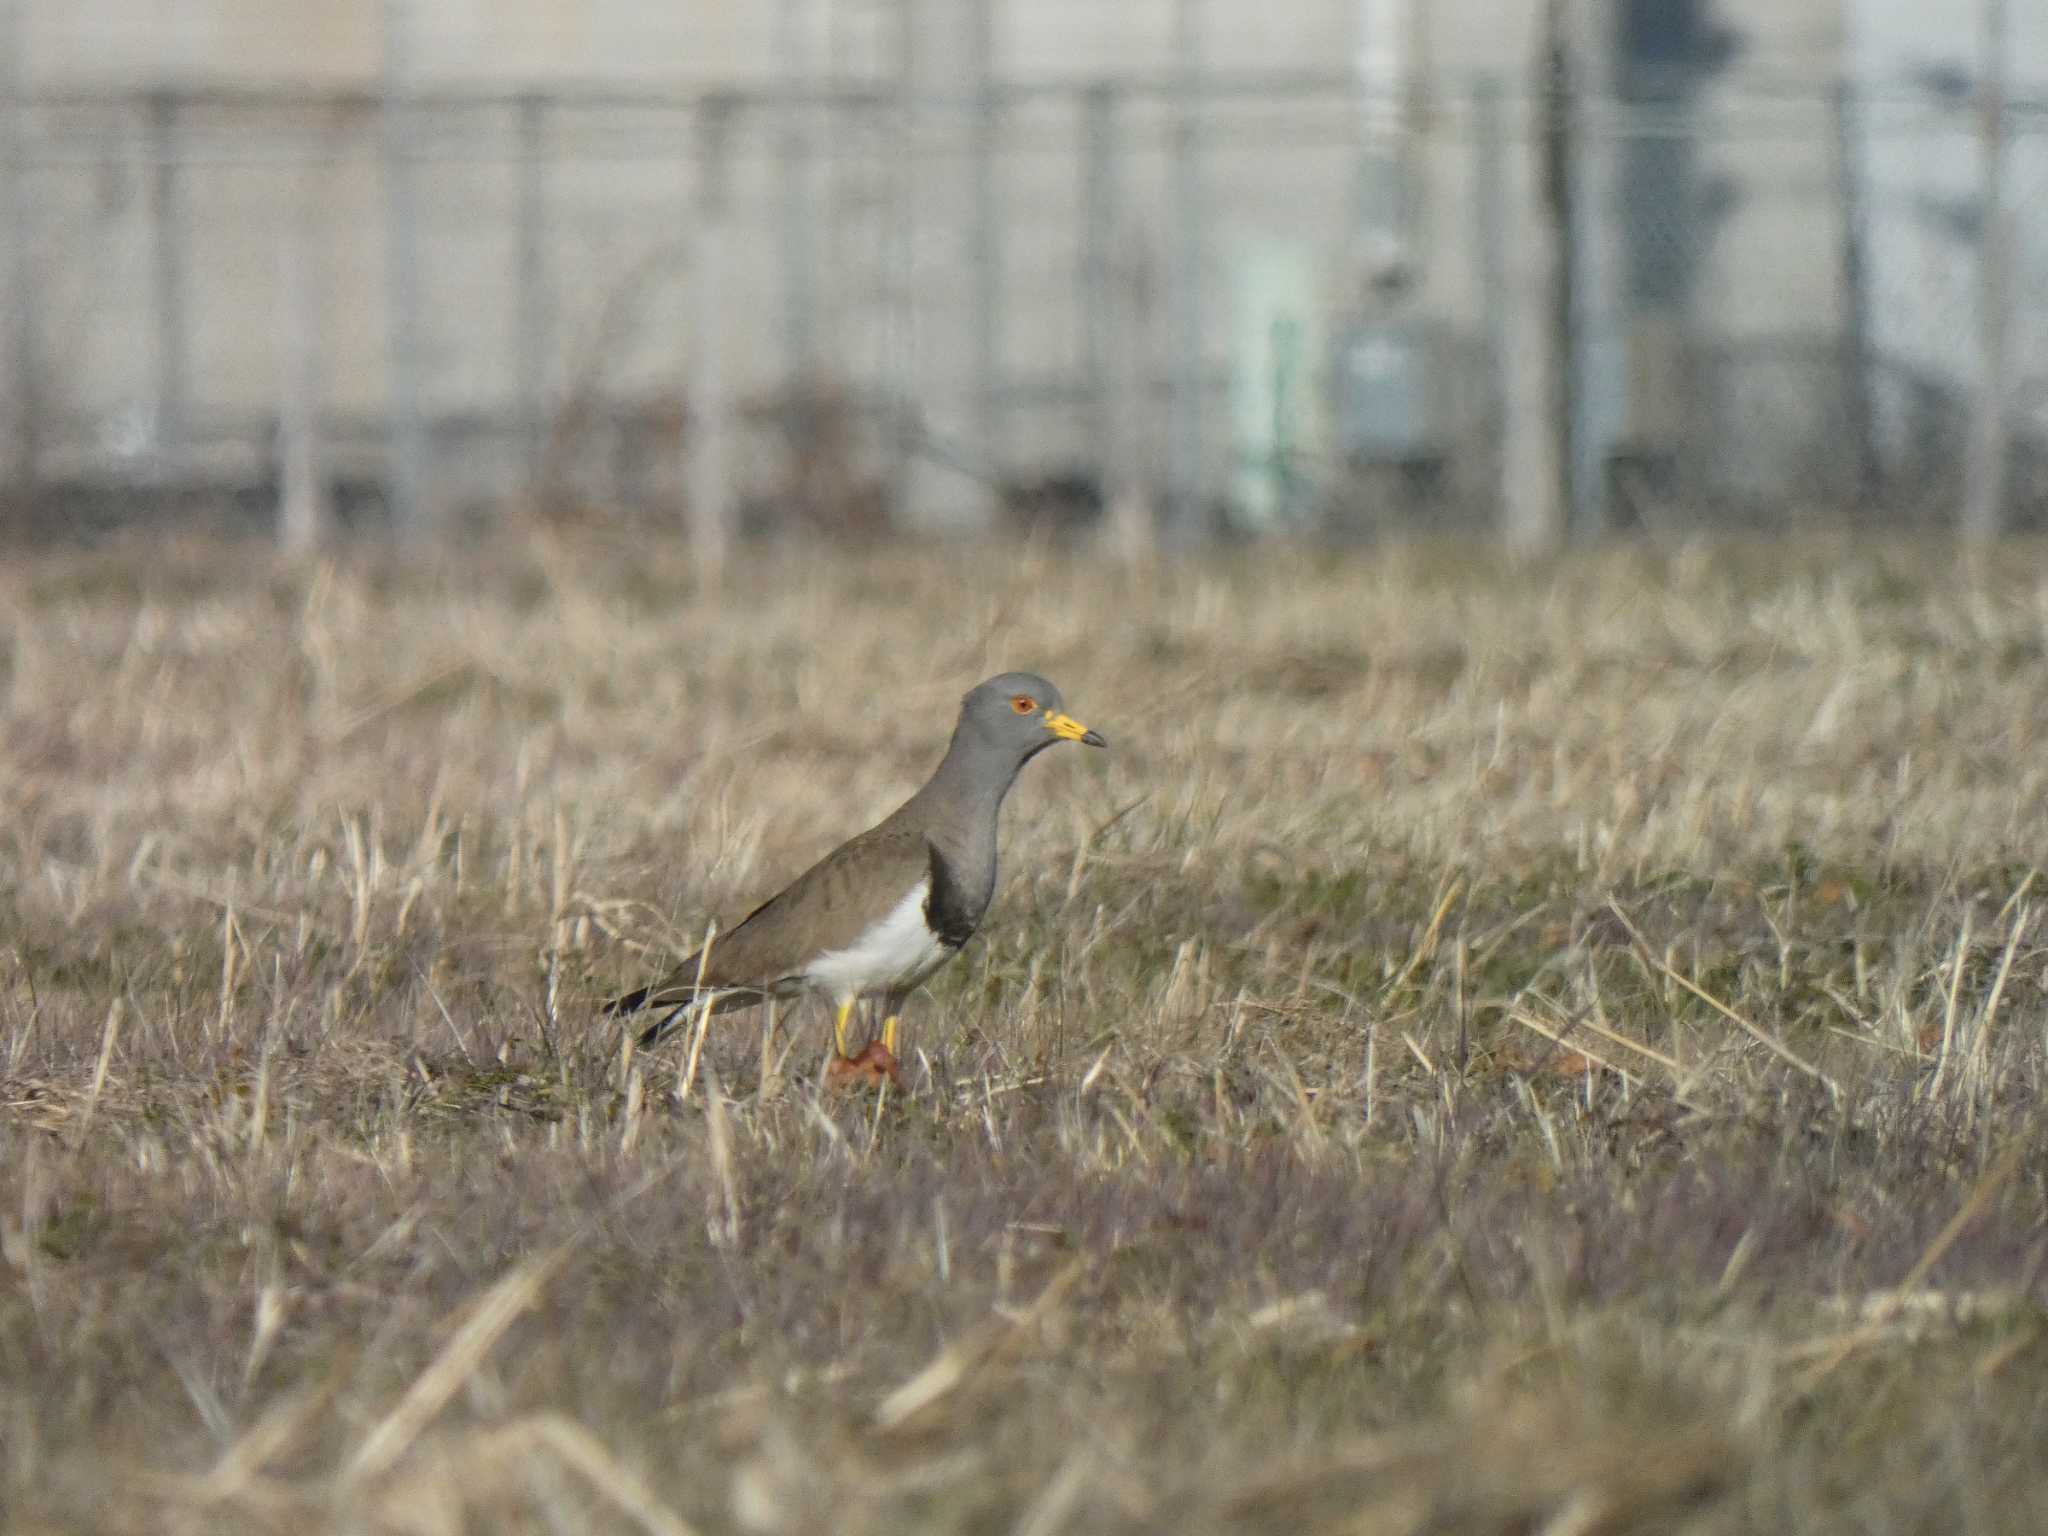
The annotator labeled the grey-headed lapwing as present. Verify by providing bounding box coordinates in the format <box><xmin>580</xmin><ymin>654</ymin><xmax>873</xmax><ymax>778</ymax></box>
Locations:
<box><xmin>608</xmin><ymin>672</ymin><xmax>1106</xmax><ymax>1084</ymax></box>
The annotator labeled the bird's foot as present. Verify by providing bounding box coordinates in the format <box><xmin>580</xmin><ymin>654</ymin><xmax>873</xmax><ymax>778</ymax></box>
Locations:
<box><xmin>826</xmin><ymin>1040</ymin><xmax>902</xmax><ymax>1092</ymax></box>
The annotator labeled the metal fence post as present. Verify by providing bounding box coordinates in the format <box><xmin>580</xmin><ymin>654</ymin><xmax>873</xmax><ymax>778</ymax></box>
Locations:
<box><xmin>278</xmin><ymin>175</ymin><xmax>329</xmax><ymax>554</ymax></box>
<box><xmin>1080</xmin><ymin>83</ymin><xmax>1115</xmax><ymax>494</ymax></box>
<box><xmin>148</xmin><ymin>91</ymin><xmax>187</xmax><ymax>472</ymax></box>
<box><xmin>1</xmin><ymin>0</ymin><xmax>36</xmax><ymax>507</ymax></box>
<box><xmin>1088</xmin><ymin>84</ymin><xmax>1161</xmax><ymax>563</ymax></box>
<box><xmin>1562</xmin><ymin>0</ymin><xmax>1605</xmax><ymax>542</ymax></box>
<box><xmin>1166</xmin><ymin>0</ymin><xmax>1204</xmax><ymax>540</ymax></box>
<box><xmin>1500</xmin><ymin>10</ymin><xmax>1570</xmax><ymax>556</ymax></box>
<box><xmin>886</xmin><ymin>0</ymin><xmax>917</xmax><ymax>519</ymax></box>
<box><xmin>1105</xmin><ymin>214</ymin><xmax>1161</xmax><ymax>565</ymax></box>
<box><xmin>1963</xmin><ymin>0</ymin><xmax>2010</xmax><ymax>542</ymax></box>
<box><xmin>515</xmin><ymin>92</ymin><xmax>549</xmax><ymax>494</ymax></box>
<box><xmin>776</xmin><ymin>0</ymin><xmax>817</xmax><ymax>381</ymax></box>
<box><xmin>381</xmin><ymin>0</ymin><xmax>428</xmax><ymax>540</ymax></box>
<box><xmin>1831</xmin><ymin>79</ymin><xmax>1877</xmax><ymax>510</ymax></box>
<box><xmin>1473</xmin><ymin>75</ymin><xmax>1507</xmax><ymax>515</ymax></box>
<box><xmin>686</xmin><ymin>96</ymin><xmax>736</xmax><ymax>580</ymax></box>
<box><xmin>969</xmin><ymin>0</ymin><xmax>999</xmax><ymax>476</ymax></box>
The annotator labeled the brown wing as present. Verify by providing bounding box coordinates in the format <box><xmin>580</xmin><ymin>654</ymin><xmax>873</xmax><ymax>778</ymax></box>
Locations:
<box><xmin>607</xmin><ymin>812</ymin><xmax>933</xmax><ymax>1016</ymax></box>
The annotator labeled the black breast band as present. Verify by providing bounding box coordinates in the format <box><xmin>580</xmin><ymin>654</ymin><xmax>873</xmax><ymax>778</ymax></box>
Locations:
<box><xmin>923</xmin><ymin>842</ymin><xmax>980</xmax><ymax>949</ymax></box>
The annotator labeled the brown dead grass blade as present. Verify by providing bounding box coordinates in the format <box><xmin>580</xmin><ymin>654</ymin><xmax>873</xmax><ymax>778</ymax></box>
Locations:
<box><xmin>1503</xmin><ymin>1005</ymin><xmax>1640</xmax><ymax>1087</ymax></box>
<box><xmin>75</xmin><ymin>998</ymin><xmax>125</xmax><ymax>1139</ymax></box>
<box><xmin>343</xmin><ymin>1244</ymin><xmax>572</xmax><ymax>1484</ymax></box>
<box><xmin>377</xmin><ymin>1412</ymin><xmax>701</xmax><ymax>1536</ymax></box>
<box><xmin>1788</xmin><ymin>1137</ymin><xmax>2029</xmax><ymax>1396</ymax></box>
<box><xmin>1217</xmin><ymin>1371</ymin><xmax>1736</xmax><ymax>1536</ymax></box>
<box><xmin>873</xmin><ymin>1257</ymin><xmax>1086</xmax><ymax>1434</ymax></box>
<box><xmin>1607</xmin><ymin>900</ymin><xmax>1839</xmax><ymax>1102</ymax></box>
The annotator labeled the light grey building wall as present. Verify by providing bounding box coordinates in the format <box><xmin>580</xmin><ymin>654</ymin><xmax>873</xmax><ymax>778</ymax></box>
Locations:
<box><xmin>7</xmin><ymin>0</ymin><xmax>2040</xmax><ymax>525</ymax></box>
<box><xmin>1851</xmin><ymin>0</ymin><xmax>2048</xmax><ymax>460</ymax></box>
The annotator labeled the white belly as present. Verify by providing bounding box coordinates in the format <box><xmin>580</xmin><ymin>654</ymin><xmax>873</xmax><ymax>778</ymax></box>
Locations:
<box><xmin>802</xmin><ymin>879</ymin><xmax>952</xmax><ymax>1000</ymax></box>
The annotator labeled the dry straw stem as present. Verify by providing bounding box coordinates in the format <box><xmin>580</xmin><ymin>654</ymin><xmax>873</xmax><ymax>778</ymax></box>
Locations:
<box><xmin>1930</xmin><ymin>904</ymin><xmax>1974</xmax><ymax>1095</ymax></box>
<box><xmin>677</xmin><ymin>920</ymin><xmax>721</xmax><ymax>1103</ymax></box>
<box><xmin>1503</xmin><ymin>1002</ymin><xmax>1641</xmax><ymax>1087</ymax></box>
<box><xmin>154</xmin><ymin>1407</ymin><xmax>711</xmax><ymax>1536</ymax></box>
<box><xmin>1606</xmin><ymin>899</ymin><xmax>1840</xmax><ymax>1101</ymax></box>
<box><xmin>343</xmin><ymin>1244</ymin><xmax>572</xmax><ymax>1484</ymax></box>
<box><xmin>1216</xmin><ymin>1372</ymin><xmax>1734</xmax><ymax>1536</ymax></box>
<box><xmin>1964</xmin><ymin>903</ymin><xmax>2031</xmax><ymax>1109</ymax></box>
<box><xmin>1789</xmin><ymin>1137</ymin><xmax>2030</xmax><ymax>1396</ymax></box>
<box><xmin>1514</xmin><ymin>988</ymin><xmax>1683</xmax><ymax>1080</ymax></box>
<box><xmin>76</xmin><ymin>997</ymin><xmax>124</xmax><ymax>1138</ymax></box>
<box><xmin>386</xmin><ymin>1412</ymin><xmax>703</xmax><ymax>1536</ymax></box>
<box><xmin>874</xmin><ymin>1257</ymin><xmax>1088</xmax><ymax>1433</ymax></box>
<box><xmin>133</xmin><ymin>1368</ymin><xmax>349</xmax><ymax>1510</ymax></box>
<box><xmin>1383</xmin><ymin>874</ymin><xmax>1463</xmax><ymax>997</ymax></box>
<box><xmin>701</xmin><ymin>1057</ymin><xmax>742</xmax><ymax>1246</ymax></box>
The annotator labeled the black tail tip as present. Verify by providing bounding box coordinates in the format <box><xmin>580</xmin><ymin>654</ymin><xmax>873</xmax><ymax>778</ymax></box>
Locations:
<box><xmin>605</xmin><ymin>985</ymin><xmax>650</xmax><ymax>1018</ymax></box>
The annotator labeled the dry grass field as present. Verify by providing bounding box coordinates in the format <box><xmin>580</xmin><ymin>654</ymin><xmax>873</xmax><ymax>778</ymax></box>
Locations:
<box><xmin>3</xmin><ymin>529</ymin><xmax>2048</xmax><ymax>1534</ymax></box>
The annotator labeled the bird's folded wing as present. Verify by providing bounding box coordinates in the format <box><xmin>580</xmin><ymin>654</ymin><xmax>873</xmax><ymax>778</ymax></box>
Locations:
<box><xmin>608</xmin><ymin>818</ymin><xmax>934</xmax><ymax>1013</ymax></box>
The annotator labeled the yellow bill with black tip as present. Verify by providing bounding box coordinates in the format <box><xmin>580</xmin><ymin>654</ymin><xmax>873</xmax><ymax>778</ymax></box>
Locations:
<box><xmin>1044</xmin><ymin>710</ymin><xmax>1108</xmax><ymax>748</ymax></box>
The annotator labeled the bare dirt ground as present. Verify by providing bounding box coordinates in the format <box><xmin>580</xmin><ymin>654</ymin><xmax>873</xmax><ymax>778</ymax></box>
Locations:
<box><xmin>3</xmin><ymin>530</ymin><xmax>2047</xmax><ymax>1534</ymax></box>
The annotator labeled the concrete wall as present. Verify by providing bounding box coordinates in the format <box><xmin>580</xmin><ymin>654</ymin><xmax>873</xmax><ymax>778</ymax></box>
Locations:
<box><xmin>1850</xmin><ymin>0</ymin><xmax>2048</xmax><ymax>452</ymax></box>
<box><xmin>14</xmin><ymin>0</ymin><xmax>2010</xmax><ymax>524</ymax></box>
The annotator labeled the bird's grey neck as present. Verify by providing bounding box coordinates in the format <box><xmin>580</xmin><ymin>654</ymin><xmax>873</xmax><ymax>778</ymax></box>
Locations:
<box><xmin>908</xmin><ymin>730</ymin><xmax>1025</xmax><ymax>876</ymax></box>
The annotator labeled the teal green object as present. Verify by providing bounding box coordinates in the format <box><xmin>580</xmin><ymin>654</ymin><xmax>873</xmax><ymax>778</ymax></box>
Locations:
<box><xmin>1229</xmin><ymin>241</ymin><xmax>1325</xmax><ymax>529</ymax></box>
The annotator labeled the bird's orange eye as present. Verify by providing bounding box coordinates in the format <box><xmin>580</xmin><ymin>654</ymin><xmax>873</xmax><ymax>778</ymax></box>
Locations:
<box><xmin>1011</xmin><ymin>695</ymin><xmax>1036</xmax><ymax>714</ymax></box>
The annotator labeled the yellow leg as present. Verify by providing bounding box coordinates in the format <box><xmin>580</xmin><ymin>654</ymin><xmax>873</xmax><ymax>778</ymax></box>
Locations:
<box><xmin>833</xmin><ymin>998</ymin><xmax>855</xmax><ymax>1056</ymax></box>
<box><xmin>881</xmin><ymin>1014</ymin><xmax>900</xmax><ymax>1056</ymax></box>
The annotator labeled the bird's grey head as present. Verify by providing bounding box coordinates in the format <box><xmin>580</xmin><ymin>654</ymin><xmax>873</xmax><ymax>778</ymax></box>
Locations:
<box><xmin>955</xmin><ymin>672</ymin><xmax>1108</xmax><ymax>764</ymax></box>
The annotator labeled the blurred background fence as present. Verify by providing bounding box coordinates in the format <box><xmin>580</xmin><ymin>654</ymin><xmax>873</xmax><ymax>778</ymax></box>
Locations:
<box><xmin>0</xmin><ymin>0</ymin><xmax>2044</xmax><ymax>548</ymax></box>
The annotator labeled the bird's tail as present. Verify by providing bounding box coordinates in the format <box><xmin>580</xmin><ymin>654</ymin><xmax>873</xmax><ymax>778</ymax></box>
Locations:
<box><xmin>604</xmin><ymin>981</ymin><xmax>660</xmax><ymax>1019</ymax></box>
<box><xmin>632</xmin><ymin>996</ymin><xmax>699</xmax><ymax>1051</ymax></box>
<box><xmin>607</xmin><ymin>978</ymin><xmax>766</xmax><ymax>1051</ymax></box>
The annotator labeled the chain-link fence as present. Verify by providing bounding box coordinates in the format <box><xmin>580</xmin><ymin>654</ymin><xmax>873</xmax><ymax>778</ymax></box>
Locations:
<box><xmin>1</xmin><ymin>71</ymin><xmax>2043</xmax><ymax>544</ymax></box>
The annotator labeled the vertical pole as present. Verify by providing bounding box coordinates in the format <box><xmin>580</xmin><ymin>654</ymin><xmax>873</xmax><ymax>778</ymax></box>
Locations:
<box><xmin>1473</xmin><ymin>78</ymin><xmax>1505</xmax><ymax>489</ymax></box>
<box><xmin>1962</xmin><ymin>0</ymin><xmax>2009</xmax><ymax>542</ymax></box>
<box><xmin>887</xmin><ymin>0</ymin><xmax>917</xmax><ymax>518</ymax></box>
<box><xmin>776</xmin><ymin>0</ymin><xmax>816</xmax><ymax>382</ymax></box>
<box><xmin>149</xmin><ymin>91</ymin><xmax>186</xmax><ymax>471</ymax></box>
<box><xmin>1502</xmin><ymin>4</ymin><xmax>1569</xmax><ymax>555</ymax></box>
<box><xmin>1</xmin><ymin>0</ymin><xmax>36</xmax><ymax>505</ymax></box>
<box><xmin>1097</xmin><ymin>87</ymin><xmax>1163</xmax><ymax>565</ymax></box>
<box><xmin>278</xmin><ymin>178</ymin><xmax>329</xmax><ymax>555</ymax></box>
<box><xmin>1166</xmin><ymin>0</ymin><xmax>1203</xmax><ymax>540</ymax></box>
<box><xmin>1352</xmin><ymin>0</ymin><xmax>1405</xmax><ymax>273</ymax></box>
<box><xmin>515</xmin><ymin>92</ymin><xmax>548</xmax><ymax>493</ymax></box>
<box><xmin>1831</xmin><ymin>80</ymin><xmax>1877</xmax><ymax>511</ymax></box>
<box><xmin>687</xmin><ymin>96</ymin><xmax>735</xmax><ymax>581</ymax></box>
<box><xmin>968</xmin><ymin>0</ymin><xmax>998</xmax><ymax>475</ymax></box>
<box><xmin>1560</xmin><ymin>1</ymin><xmax>1605</xmax><ymax>541</ymax></box>
<box><xmin>1547</xmin><ymin>0</ymin><xmax>1581</xmax><ymax>542</ymax></box>
<box><xmin>382</xmin><ymin>0</ymin><xmax>428</xmax><ymax>539</ymax></box>
<box><xmin>1080</xmin><ymin>84</ymin><xmax>1114</xmax><ymax>494</ymax></box>
<box><xmin>1106</xmin><ymin>231</ymin><xmax>1159</xmax><ymax>565</ymax></box>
